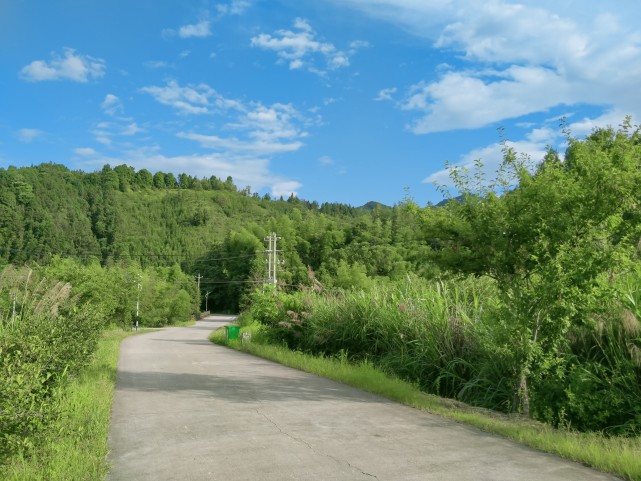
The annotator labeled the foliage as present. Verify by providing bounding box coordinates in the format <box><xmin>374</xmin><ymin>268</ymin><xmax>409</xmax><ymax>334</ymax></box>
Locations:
<box><xmin>0</xmin><ymin>161</ymin><xmax>426</xmax><ymax>312</ymax></box>
<box><xmin>0</xmin><ymin>266</ymin><xmax>101</xmax><ymax>464</ymax></box>
<box><xmin>408</xmin><ymin>121</ymin><xmax>641</xmax><ymax>430</ymax></box>
<box><xmin>0</xmin><ymin>259</ymin><xmax>199</xmax><ymax>467</ymax></box>
<box><xmin>240</xmin><ymin>120</ymin><xmax>641</xmax><ymax>434</ymax></box>
<box><xmin>1</xmin><ymin>329</ymin><xmax>131</xmax><ymax>481</ymax></box>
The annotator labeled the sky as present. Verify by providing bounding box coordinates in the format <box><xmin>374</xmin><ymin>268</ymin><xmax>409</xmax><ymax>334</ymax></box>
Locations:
<box><xmin>1</xmin><ymin>0</ymin><xmax>640</xmax><ymax>207</ymax></box>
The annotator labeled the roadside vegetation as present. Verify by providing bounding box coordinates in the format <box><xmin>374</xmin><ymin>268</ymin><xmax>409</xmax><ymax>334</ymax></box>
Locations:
<box><xmin>213</xmin><ymin>278</ymin><xmax>641</xmax><ymax>480</ymax></box>
<box><xmin>2</xmin><ymin>120</ymin><xmax>641</xmax><ymax>478</ymax></box>
<box><xmin>1</xmin><ymin>329</ymin><xmax>130</xmax><ymax>481</ymax></box>
<box><xmin>213</xmin><ymin>121</ymin><xmax>641</xmax><ymax>480</ymax></box>
<box><xmin>0</xmin><ymin>262</ymin><xmax>199</xmax><ymax>474</ymax></box>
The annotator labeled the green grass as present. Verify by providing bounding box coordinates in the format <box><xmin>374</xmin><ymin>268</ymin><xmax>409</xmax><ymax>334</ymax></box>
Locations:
<box><xmin>211</xmin><ymin>326</ymin><xmax>641</xmax><ymax>481</ymax></box>
<box><xmin>1</xmin><ymin>329</ymin><xmax>132</xmax><ymax>481</ymax></box>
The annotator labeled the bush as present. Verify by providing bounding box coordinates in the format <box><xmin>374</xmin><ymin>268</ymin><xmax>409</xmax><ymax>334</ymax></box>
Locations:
<box><xmin>0</xmin><ymin>267</ymin><xmax>101</xmax><ymax>464</ymax></box>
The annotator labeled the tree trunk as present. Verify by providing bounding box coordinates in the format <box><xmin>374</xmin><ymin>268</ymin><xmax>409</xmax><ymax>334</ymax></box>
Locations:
<box><xmin>519</xmin><ymin>372</ymin><xmax>530</xmax><ymax>417</ymax></box>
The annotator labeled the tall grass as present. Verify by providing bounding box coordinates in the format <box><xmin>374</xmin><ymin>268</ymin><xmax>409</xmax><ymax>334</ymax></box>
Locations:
<box><xmin>283</xmin><ymin>276</ymin><xmax>513</xmax><ymax>409</ymax></box>
<box><xmin>246</xmin><ymin>272</ymin><xmax>641</xmax><ymax>433</ymax></box>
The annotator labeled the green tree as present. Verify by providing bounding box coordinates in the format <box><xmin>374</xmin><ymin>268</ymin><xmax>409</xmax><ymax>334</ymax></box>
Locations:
<box><xmin>411</xmin><ymin>121</ymin><xmax>641</xmax><ymax>418</ymax></box>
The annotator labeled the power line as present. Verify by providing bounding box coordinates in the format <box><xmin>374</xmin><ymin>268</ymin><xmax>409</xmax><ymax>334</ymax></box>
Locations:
<box><xmin>0</xmin><ymin>246</ymin><xmax>287</xmax><ymax>264</ymax></box>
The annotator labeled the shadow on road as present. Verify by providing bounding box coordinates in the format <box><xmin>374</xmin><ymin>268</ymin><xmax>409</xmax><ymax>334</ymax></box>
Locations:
<box><xmin>115</xmin><ymin>368</ymin><xmax>390</xmax><ymax>405</ymax></box>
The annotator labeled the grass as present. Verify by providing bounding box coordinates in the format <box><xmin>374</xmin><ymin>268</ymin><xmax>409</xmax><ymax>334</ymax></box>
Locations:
<box><xmin>1</xmin><ymin>329</ymin><xmax>132</xmax><ymax>481</ymax></box>
<box><xmin>211</xmin><ymin>326</ymin><xmax>641</xmax><ymax>481</ymax></box>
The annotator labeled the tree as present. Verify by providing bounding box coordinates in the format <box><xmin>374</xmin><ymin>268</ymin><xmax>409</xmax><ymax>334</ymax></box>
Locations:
<box><xmin>164</xmin><ymin>172</ymin><xmax>178</xmax><ymax>188</ymax></box>
<box><xmin>153</xmin><ymin>171</ymin><xmax>166</xmax><ymax>189</ymax></box>
<box><xmin>114</xmin><ymin>164</ymin><xmax>136</xmax><ymax>192</ymax></box>
<box><xmin>411</xmin><ymin>121</ymin><xmax>641</xmax><ymax>417</ymax></box>
<box><xmin>134</xmin><ymin>169</ymin><xmax>153</xmax><ymax>189</ymax></box>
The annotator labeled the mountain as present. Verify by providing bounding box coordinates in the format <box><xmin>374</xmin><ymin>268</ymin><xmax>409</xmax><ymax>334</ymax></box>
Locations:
<box><xmin>0</xmin><ymin>162</ymin><xmax>428</xmax><ymax>310</ymax></box>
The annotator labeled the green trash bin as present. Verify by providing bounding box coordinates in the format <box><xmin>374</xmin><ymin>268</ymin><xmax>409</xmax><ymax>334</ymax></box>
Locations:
<box><xmin>225</xmin><ymin>325</ymin><xmax>240</xmax><ymax>341</ymax></box>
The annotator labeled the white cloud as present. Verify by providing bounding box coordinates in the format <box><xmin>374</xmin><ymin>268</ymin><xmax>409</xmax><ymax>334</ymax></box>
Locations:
<box><xmin>17</xmin><ymin>128</ymin><xmax>43</xmax><ymax>143</ymax></box>
<box><xmin>216</xmin><ymin>0</ymin><xmax>252</xmax><ymax>16</ymax></box>
<box><xmin>349</xmin><ymin>40</ymin><xmax>370</xmax><ymax>52</ymax></box>
<box><xmin>251</xmin><ymin>18</ymin><xmax>353</xmax><ymax>74</ymax></box>
<box><xmin>96</xmin><ymin>136</ymin><xmax>112</xmax><ymax>146</ymax></box>
<box><xmin>177</xmin><ymin>102</ymin><xmax>307</xmax><ymax>156</ymax></box>
<box><xmin>170</xmin><ymin>100</ymin><xmax>308</xmax><ymax>194</ymax></box>
<box><xmin>20</xmin><ymin>48</ymin><xmax>105</xmax><ymax>82</ymax></box>
<box><xmin>331</xmin><ymin>1</ymin><xmax>641</xmax><ymax>134</ymax></box>
<box><xmin>122</xmin><ymin>123</ymin><xmax>144</xmax><ymax>136</ymax></box>
<box><xmin>423</xmin><ymin>128</ymin><xmax>554</xmax><ymax>189</ymax></box>
<box><xmin>403</xmin><ymin>66</ymin><xmax>569</xmax><ymax>133</ymax></box>
<box><xmin>140</xmin><ymin>80</ymin><xmax>225</xmax><ymax>115</ymax></box>
<box><xmin>272</xmin><ymin>181</ymin><xmax>301</xmax><ymax>198</ymax></box>
<box><xmin>178</xmin><ymin>132</ymin><xmax>302</xmax><ymax>155</ymax></box>
<box><xmin>565</xmin><ymin>109</ymin><xmax>636</xmax><ymax>139</ymax></box>
<box><xmin>101</xmin><ymin>94</ymin><xmax>123</xmax><ymax>116</ymax></box>
<box><xmin>374</xmin><ymin>87</ymin><xmax>397</xmax><ymax>101</ymax></box>
<box><xmin>74</xmin><ymin>147</ymin><xmax>97</xmax><ymax>157</ymax></box>
<box><xmin>145</xmin><ymin>60</ymin><xmax>169</xmax><ymax>69</ymax></box>
<box><xmin>178</xmin><ymin>20</ymin><xmax>211</xmax><ymax>38</ymax></box>
<box><xmin>319</xmin><ymin>155</ymin><xmax>334</xmax><ymax>166</ymax></box>
<box><xmin>230</xmin><ymin>103</ymin><xmax>307</xmax><ymax>142</ymax></box>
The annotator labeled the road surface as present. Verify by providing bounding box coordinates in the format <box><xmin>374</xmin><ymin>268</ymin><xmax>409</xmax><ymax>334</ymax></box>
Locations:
<box><xmin>106</xmin><ymin>315</ymin><xmax>620</xmax><ymax>481</ymax></box>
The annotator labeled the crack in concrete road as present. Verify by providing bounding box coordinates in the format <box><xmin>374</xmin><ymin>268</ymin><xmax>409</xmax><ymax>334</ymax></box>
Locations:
<box><xmin>255</xmin><ymin>407</ymin><xmax>380</xmax><ymax>480</ymax></box>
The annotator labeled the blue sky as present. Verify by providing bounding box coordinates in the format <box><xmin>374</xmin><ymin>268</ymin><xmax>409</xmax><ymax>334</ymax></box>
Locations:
<box><xmin>1</xmin><ymin>1</ymin><xmax>640</xmax><ymax>207</ymax></box>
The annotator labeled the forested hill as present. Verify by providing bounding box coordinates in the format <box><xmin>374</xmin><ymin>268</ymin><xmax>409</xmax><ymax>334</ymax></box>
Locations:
<box><xmin>0</xmin><ymin>163</ymin><xmax>427</xmax><ymax>310</ymax></box>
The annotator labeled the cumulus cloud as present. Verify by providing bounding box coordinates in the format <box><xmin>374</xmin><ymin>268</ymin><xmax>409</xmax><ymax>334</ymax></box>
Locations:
<box><xmin>403</xmin><ymin>66</ymin><xmax>569</xmax><ymax>133</ymax></box>
<box><xmin>251</xmin><ymin>18</ymin><xmax>354</xmax><ymax>74</ymax></box>
<box><xmin>121</xmin><ymin>123</ymin><xmax>144</xmax><ymax>136</ymax></box>
<box><xmin>17</xmin><ymin>128</ymin><xmax>43</xmax><ymax>143</ymax></box>
<box><xmin>102</xmin><ymin>94</ymin><xmax>123</xmax><ymax>116</ymax></box>
<box><xmin>171</xmin><ymin>99</ymin><xmax>308</xmax><ymax>194</ymax></box>
<box><xmin>179</xmin><ymin>20</ymin><xmax>211</xmax><ymax>38</ymax></box>
<box><xmin>140</xmin><ymin>80</ymin><xmax>230</xmax><ymax>115</ymax></box>
<box><xmin>20</xmin><ymin>48</ymin><xmax>106</xmax><ymax>82</ymax></box>
<box><xmin>177</xmin><ymin>132</ymin><xmax>302</xmax><ymax>155</ymax></box>
<box><xmin>374</xmin><ymin>87</ymin><xmax>397</xmax><ymax>101</ymax></box>
<box><xmin>74</xmin><ymin>147</ymin><xmax>98</xmax><ymax>157</ymax></box>
<box><xmin>216</xmin><ymin>0</ymin><xmax>252</xmax><ymax>16</ymax></box>
<box><xmin>332</xmin><ymin>0</ymin><xmax>641</xmax><ymax>135</ymax></box>
<box><xmin>423</xmin><ymin>125</ymin><xmax>556</xmax><ymax>188</ymax></box>
<box><xmin>177</xmin><ymin>102</ymin><xmax>307</xmax><ymax>157</ymax></box>
<box><xmin>271</xmin><ymin>181</ymin><xmax>302</xmax><ymax>198</ymax></box>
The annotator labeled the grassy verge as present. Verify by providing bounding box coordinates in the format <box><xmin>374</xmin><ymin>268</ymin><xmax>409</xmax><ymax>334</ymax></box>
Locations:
<box><xmin>1</xmin><ymin>329</ymin><xmax>132</xmax><ymax>481</ymax></box>
<box><xmin>211</xmin><ymin>327</ymin><xmax>641</xmax><ymax>481</ymax></box>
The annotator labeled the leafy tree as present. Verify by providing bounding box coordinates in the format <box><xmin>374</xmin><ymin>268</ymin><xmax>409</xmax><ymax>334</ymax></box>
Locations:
<box><xmin>152</xmin><ymin>171</ymin><xmax>165</xmax><ymax>189</ymax></box>
<box><xmin>411</xmin><ymin>120</ymin><xmax>641</xmax><ymax>418</ymax></box>
<box><xmin>134</xmin><ymin>168</ymin><xmax>153</xmax><ymax>190</ymax></box>
<box><xmin>164</xmin><ymin>172</ymin><xmax>178</xmax><ymax>188</ymax></box>
<box><xmin>114</xmin><ymin>164</ymin><xmax>135</xmax><ymax>192</ymax></box>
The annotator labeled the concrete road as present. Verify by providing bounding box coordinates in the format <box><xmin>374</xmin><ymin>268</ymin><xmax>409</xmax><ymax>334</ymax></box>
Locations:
<box><xmin>106</xmin><ymin>315</ymin><xmax>620</xmax><ymax>481</ymax></box>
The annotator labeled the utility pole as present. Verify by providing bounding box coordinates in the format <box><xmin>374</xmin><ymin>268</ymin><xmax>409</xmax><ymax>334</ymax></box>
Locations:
<box><xmin>205</xmin><ymin>291</ymin><xmax>211</xmax><ymax>312</ymax></box>
<box><xmin>272</xmin><ymin>233</ymin><xmax>280</xmax><ymax>285</ymax></box>
<box><xmin>264</xmin><ymin>234</ymin><xmax>273</xmax><ymax>283</ymax></box>
<box><xmin>135</xmin><ymin>274</ymin><xmax>142</xmax><ymax>331</ymax></box>
<box><xmin>264</xmin><ymin>232</ymin><xmax>282</xmax><ymax>285</ymax></box>
<box><xmin>195</xmin><ymin>273</ymin><xmax>202</xmax><ymax>291</ymax></box>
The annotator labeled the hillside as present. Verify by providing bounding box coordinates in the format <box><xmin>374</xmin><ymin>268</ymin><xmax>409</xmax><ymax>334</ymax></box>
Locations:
<box><xmin>0</xmin><ymin>163</ymin><xmax>427</xmax><ymax>310</ymax></box>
